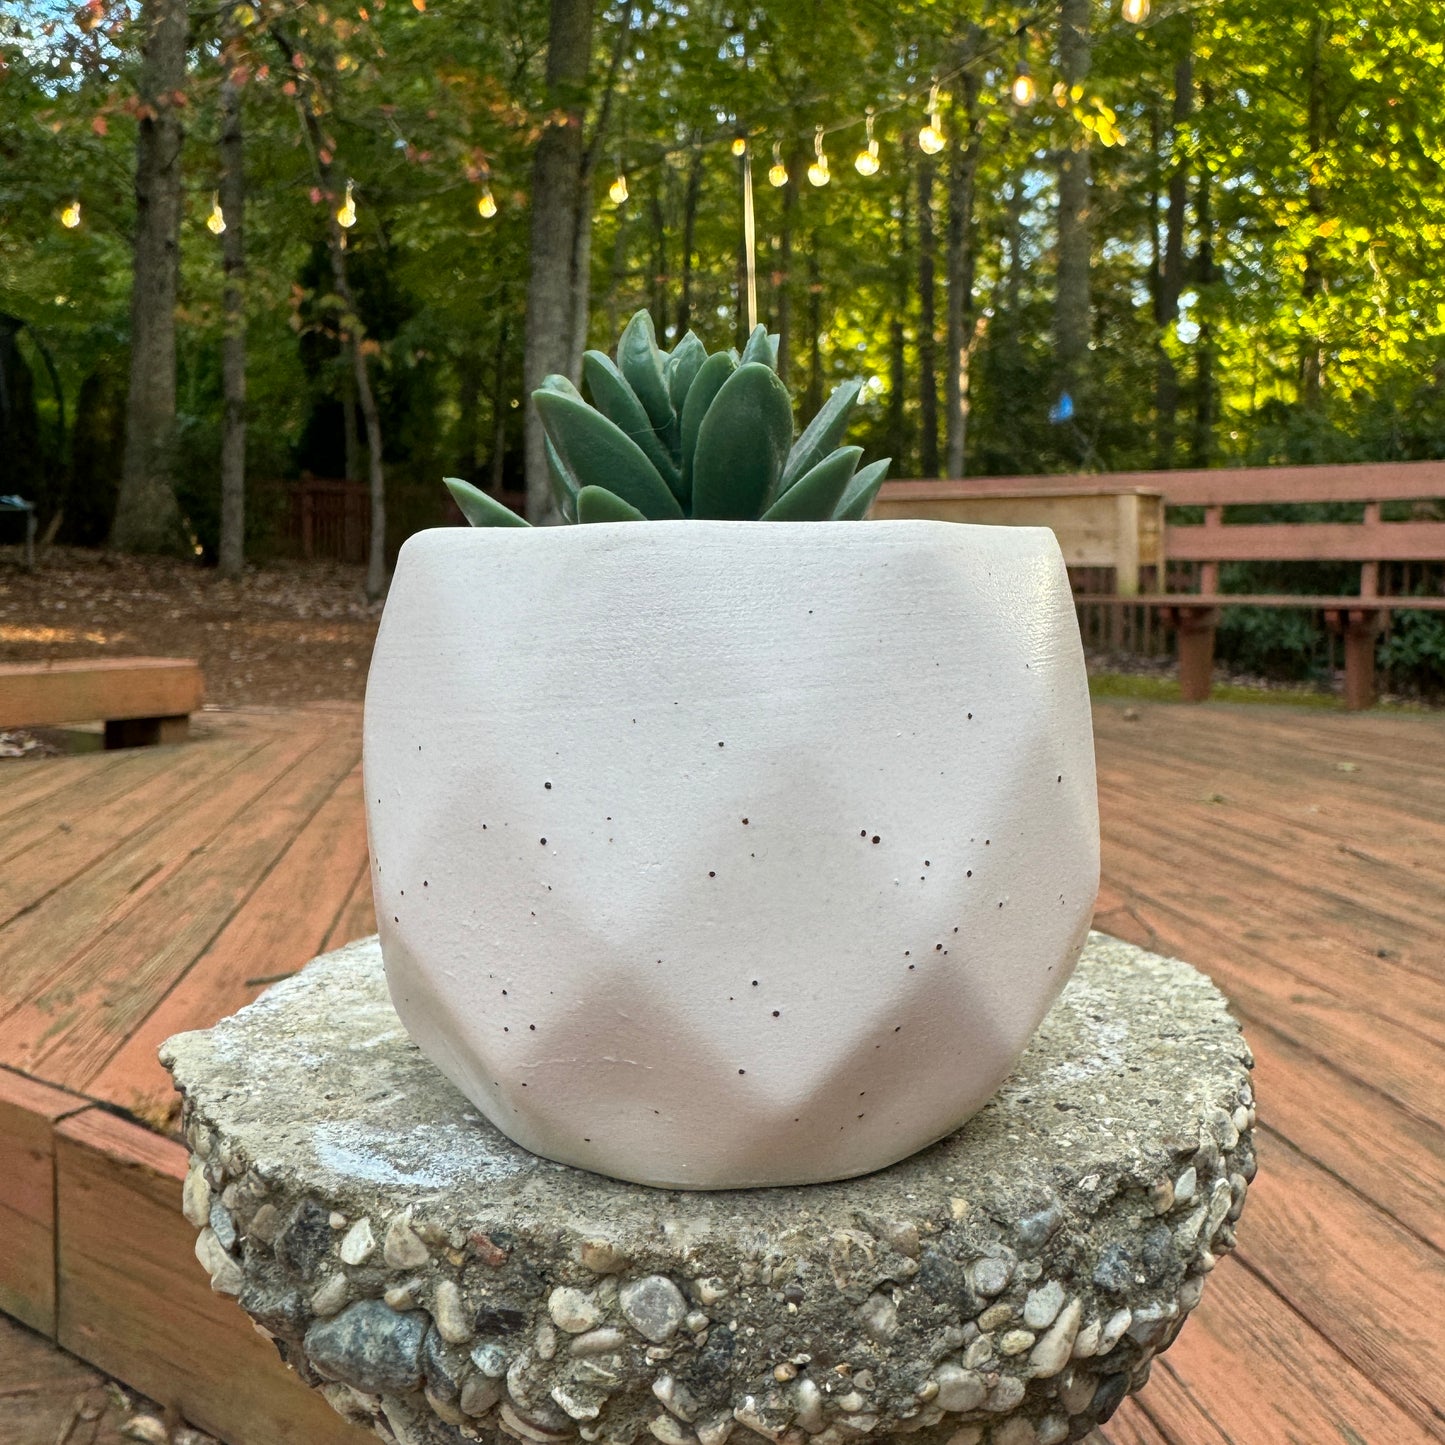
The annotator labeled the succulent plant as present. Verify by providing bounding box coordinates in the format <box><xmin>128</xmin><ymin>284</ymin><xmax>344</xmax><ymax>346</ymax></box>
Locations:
<box><xmin>444</xmin><ymin>309</ymin><xmax>889</xmax><ymax>527</ymax></box>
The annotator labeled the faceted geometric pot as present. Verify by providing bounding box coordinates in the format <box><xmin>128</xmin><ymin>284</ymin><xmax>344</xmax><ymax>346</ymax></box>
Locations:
<box><xmin>363</xmin><ymin>521</ymin><xmax>1099</xmax><ymax>1189</ymax></box>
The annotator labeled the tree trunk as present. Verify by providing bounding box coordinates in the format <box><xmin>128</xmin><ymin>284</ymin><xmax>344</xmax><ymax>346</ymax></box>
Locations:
<box><xmin>523</xmin><ymin>0</ymin><xmax>596</xmax><ymax>524</ymax></box>
<box><xmin>1054</xmin><ymin>0</ymin><xmax>1093</xmax><ymax>442</ymax></box>
<box><xmin>1191</xmin><ymin>139</ymin><xmax>1218</xmax><ymax>466</ymax></box>
<box><xmin>887</xmin><ymin>166</ymin><xmax>911</xmax><ymax>471</ymax></box>
<box><xmin>676</xmin><ymin>146</ymin><xmax>703</xmax><ymax>339</ymax></box>
<box><xmin>217</xmin><ymin>58</ymin><xmax>247</xmax><ymax>578</ymax></box>
<box><xmin>649</xmin><ymin>174</ymin><xmax>668</xmax><ymax>338</ymax></box>
<box><xmin>944</xmin><ymin>74</ymin><xmax>981</xmax><ymax>479</ymax></box>
<box><xmin>774</xmin><ymin>142</ymin><xmax>800</xmax><ymax>385</ymax></box>
<box><xmin>1153</xmin><ymin>36</ymin><xmax>1192</xmax><ymax>468</ymax></box>
<box><xmin>490</xmin><ymin>311</ymin><xmax>510</xmax><ymax>494</ymax></box>
<box><xmin>805</xmin><ymin>238</ymin><xmax>823</xmax><ymax>420</ymax></box>
<box><xmin>111</xmin><ymin>0</ymin><xmax>187</xmax><ymax>554</ymax></box>
<box><xmin>916</xmin><ymin>146</ymin><xmax>939</xmax><ymax>479</ymax></box>
<box><xmin>294</xmin><ymin>110</ymin><xmax>386</xmax><ymax>594</ymax></box>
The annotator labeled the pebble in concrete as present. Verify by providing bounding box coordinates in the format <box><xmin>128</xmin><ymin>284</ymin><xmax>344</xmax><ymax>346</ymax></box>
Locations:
<box><xmin>620</xmin><ymin>1276</ymin><xmax>687</xmax><ymax>1344</ymax></box>
<box><xmin>383</xmin><ymin>1212</ymin><xmax>430</xmax><ymax>1269</ymax></box>
<box><xmin>432</xmin><ymin>1279</ymin><xmax>471</xmax><ymax>1344</ymax></box>
<box><xmin>1022</xmin><ymin>1281</ymin><xmax>1065</xmax><ymax>1331</ymax></box>
<box><xmin>339</xmin><ymin>1216</ymin><xmax>376</xmax><ymax>1266</ymax></box>
<box><xmin>304</xmin><ymin>1299</ymin><xmax>427</xmax><ymax>1393</ymax></box>
<box><xmin>549</xmin><ymin>1287</ymin><xmax>603</xmax><ymax>1334</ymax></box>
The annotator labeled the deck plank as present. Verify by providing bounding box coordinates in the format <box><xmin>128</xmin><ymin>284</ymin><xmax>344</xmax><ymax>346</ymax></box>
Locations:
<box><xmin>1098</xmin><ymin>838</ymin><xmax>1445</xmax><ymax>1126</ymax></box>
<box><xmin>321</xmin><ymin>855</ymin><xmax>377</xmax><ymax>953</ymax></box>
<box><xmin>0</xmin><ymin>723</ymin><xmax>325</xmax><ymax>1016</ymax></box>
<box><xmin>12</xmin><ymin>725</ymin><xmax>363</xmax><ymax>1090</ymax></box>
<box><xmin>88</xmin><ymin>763</ymin><xmax>370</xmax><ymax>1120</ymax></box>
<box><xmin>0</xmin><ymin>736</ymin><xmax>259</xmax><ymax>927</ymax></box>
<box><xmin>1233</xmin><ymin>1131</ymin><xmax>1445</xmax><ymax>1438</ymax></box>
<box><xmin>1146</xmin><ymin>1257</ymin><xmax>1438</xmax><ymax>1444</ymax></box>
<box><xmin>0</xmin><ymin>1070</ymin><xmax>88</xmax><ymax>1336</ymax></box>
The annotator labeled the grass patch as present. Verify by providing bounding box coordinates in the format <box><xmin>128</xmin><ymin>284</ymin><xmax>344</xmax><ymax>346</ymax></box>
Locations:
<box><xmin>1088</xmin><ymin>670</ymin><xmax>1431</xmax><ymax>711</ymax></box>
<box><xmin>1088</xmin><ymin>671</ymin><xmax>1340</xmax><ymax>709</ymax></box>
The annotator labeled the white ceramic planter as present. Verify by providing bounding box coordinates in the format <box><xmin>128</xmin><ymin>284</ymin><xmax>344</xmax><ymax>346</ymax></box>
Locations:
<box><xmin>364</xmin><ymin>521</ymin><xmax>1098</xmax><ymax>1189</ymax></box>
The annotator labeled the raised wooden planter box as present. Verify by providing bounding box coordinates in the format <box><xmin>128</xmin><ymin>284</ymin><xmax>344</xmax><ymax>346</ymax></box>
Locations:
<box><xmin>0</xmin><ymin>657</ymin><xmax>203</xmax><ymax>746</ymax></box>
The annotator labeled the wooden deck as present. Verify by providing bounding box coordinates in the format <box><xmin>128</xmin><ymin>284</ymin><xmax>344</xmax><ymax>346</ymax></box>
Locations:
<box><xmin>1</xmin><ymin>699</ymin><xmax>1442</xmax><ymax>1444</ymax></box>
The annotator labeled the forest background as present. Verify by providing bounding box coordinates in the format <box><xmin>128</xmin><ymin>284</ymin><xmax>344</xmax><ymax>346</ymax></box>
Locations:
<box><xmin>3</xmin><ymin>0</ymin><xmax>1445</xmax><ymax>679</ymax></box>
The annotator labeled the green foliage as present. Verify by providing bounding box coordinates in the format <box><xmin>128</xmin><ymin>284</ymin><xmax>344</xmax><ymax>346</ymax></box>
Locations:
<box><xmin>1379</xmin><ymin>611</ymin><xmax>1445</xmax><ymax>696</ymax></box>
<box><xmin>452</xmin><ymin>310</ymin><xmax>889</xmax><ymax>525</ymax></box>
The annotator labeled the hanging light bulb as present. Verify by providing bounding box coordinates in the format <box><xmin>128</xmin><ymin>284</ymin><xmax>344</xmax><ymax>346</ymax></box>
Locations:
<box><xmin>478</xmin><ymin>185</ymin><xmax>498</xmax><ymax>219</ymax></box>
<box><xmin>206</xmin><ymin>191</ymin><xmax>226</xmax><ymax>235</ymax></box>
<box><xmin>60</xmin><ymin>199</ymin><xmax>81</xmax><ymax>229</ymax></box>
<box><xmin>1012</xmin><ymin>63</ymin><xmax>1037</xmax><ymax>107</ymax></box>
<box><xmin>731</xmin><ymin>135</ymin><xmax>748</xmax><ymax>157</ymax></box>
<box><xmin>854</xmin><ymin>108</ymin><xmax>881</xmax><ymax>176</ymax></box>
<box><xmin>1122</xmin><ymin>0</ymin><xmax>1150</xmax><ymax>21</ymax></box>
<box><xmin>1052</xmin><ymin>80</ymin><xmax>1069</xmax><ymax>107</ymax></box>
<box><xmin>768</xmin><ymin>141</ymin><xmax>788</xmax><ymax>188</ymax></box>
<box><xmin>336</xmin><ymin>179</ymin><xmax>357</xmax><ymax>228</ymax></box>
<box><xmin>918</xmin><ymin>83</ymin><xmax>945</xmax><ymax>156</ymax></box>
<box><xmin>608</xmin><ymin>168</ymin><xmax>629</xmax><ymax>205</ymax></box>
<box><xmin>806</xmin><ymin>125</ymin><xmax>830</xmax><ymax>187</ymax></box>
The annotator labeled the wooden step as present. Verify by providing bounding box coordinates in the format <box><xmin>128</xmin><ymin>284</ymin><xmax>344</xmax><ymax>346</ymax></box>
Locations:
<box><xmin>0</xmin><ymin>657</ymin><xmax>203</xmax><ymax>746</ymax></box>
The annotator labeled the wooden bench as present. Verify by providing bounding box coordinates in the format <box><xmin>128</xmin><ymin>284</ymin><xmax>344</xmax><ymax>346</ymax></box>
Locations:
<box><xmin>874</xmin><ymin>462</ymin><xmax>1445</xmax><ymax>710</ymax></box>
<box><xmin>0</xmin><ymin>657</ymin><xmax>204</xmax><ymax>746</ymax></box>
<box><xmin>873</xmin><ymin>480</ymin><xmax>1165</xmax><ymax>598</ymax></box>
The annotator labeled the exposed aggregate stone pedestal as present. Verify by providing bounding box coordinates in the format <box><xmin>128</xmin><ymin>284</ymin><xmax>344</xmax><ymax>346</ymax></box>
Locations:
<box><xmin>161</xmin><ymin>934</ymin><xmax>1255</xmax><ymax>1445</ymax></box>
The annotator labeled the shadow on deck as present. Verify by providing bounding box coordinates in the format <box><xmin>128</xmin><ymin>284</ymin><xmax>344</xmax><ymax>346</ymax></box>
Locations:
<box><xmin>0</xmin><ymin>700</ymin><xmax>1441</xmax><ymax>1445</ymax></box>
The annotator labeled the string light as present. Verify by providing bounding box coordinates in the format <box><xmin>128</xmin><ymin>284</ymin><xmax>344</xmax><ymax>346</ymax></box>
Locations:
<box><xmin>768</xmin><ymin>141</ymin><xmax>788</xmax><ymax>188</ymax></box>
<box><xmin>1012</xmin><ymin>63</ymin><xmax>1037</xmax><ymax>107</ymax></box>
<box><xmin>336</xmin><ymin>179</ymin><xmax>357</xmax><ymax>228</ymax></box>
<box><xmin>478</xmin><ymin>185</ymin><xmax>498</xmax><ymax>219</ymax></box>
<box><xmin>731</xmin><ymin>136</ymin><xmax>748</xmax><ymax>157</ymax></box>
<box><xmin>1052</xmin><ymin>80</ymin><xmax>1069</xmax><ymax>107</ymax></box>
<box><xmin>206</xmin><ymin>191</ymin><xmax>226</xmax><ymax>235</ymax></box>
<box><xmin>854</xmin><ymin>109</ymin><xmax>880</xmax><ymax>176</ymax></box>
<box><xmin>60</xmin><ymin>200</ymin><xmax>81</xmax><ymax>229</ymax></box>
<box><xmin>1122</xmin><ymin>0</ymin><xmax>1150</xmax><ymax>21</ymax></box>
<box><xmin>608</xmin><ymin>166</ymin><xmax>629</xmax><ymax>205</ymax></box>
<box><xmin>806</xmin><ymin>125</ymin><xmax>830</xmax><ymax>187</ymax></box>
<box><xmin>918</xmin><ymin>83</ymin><xmax>945</xmax><ymax>156</ymax></box>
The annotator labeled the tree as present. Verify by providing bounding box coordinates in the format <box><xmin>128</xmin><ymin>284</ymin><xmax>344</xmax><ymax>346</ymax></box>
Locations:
<box><xmin>1052</xmin><ymin>0</ymin><xmax>1092</xmax><ymax>451</ymax></box>
<box><xmin>522</xmin><ymin>0</ymin><xmax>596</xmax><ymax>524</ymax></box>
<box><xmin>217</xmin><ymin>42</ymin><xmax>246</xmax><ymax>577</ymax></box>
<box><xmin>111</xmin><ymin>0</ymin><xmax>187</xmax><ymax>554</ymax></box>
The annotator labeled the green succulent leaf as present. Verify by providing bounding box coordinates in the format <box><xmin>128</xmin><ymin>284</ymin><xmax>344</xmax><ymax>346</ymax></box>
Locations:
<box><xmin>666</xmin><ymin>332</ymin><xmax>707</xmax><ymax>415</ymax></box>
<box><xmin>616</xmin><ymin>310</ymin><xmax>674</xmax><ymax>434</ymax></box>
<box><xmin>768</xmin><ymin>333</ymin><xmax>780</xmax><ymax>365</ymax></box>
<box><xmin>576</xmin><ymin>486</ymin><xmax>650</xmax><ymax>524</ymax></box>
<box><xmin>739</xmin><ymin>324</ymin><xmax>774</xmax><ymax>369</ymax></box>
<box><xmin>533</xmin><ymin>389</ymin><xmax>684</xmax><ymax>520</ymax></box>
<box><xmin>781</xmin><ymin>380</ymin><xmax>863</xmax><ymax>493</ymax></box>
<box><xmin>691</xmin><ymin>362</ymin><xmax>794</xmax><ymax>520</ymax></box>
<box><xmin>544</xmin><ymin>437</ymin><xmax>578</xmax><ymax>522</ymax></box>
<box><xmin>833</xmin><ymin>457</ymin><xmax>891</xmax><ymax>520</ymax></box>
<box><xmin>444</xmin><ymin>476</ymin><xmax>531</xmax><ymax>528</ymax></box>
<box><xmin>678</xmin><ymin>351</ymin><xmax>736</xmax><ymax>504</ymax></box>
<box><xmin>582</xmin><ymin>351</ymin><xmax>683</xmax><ymax>499</ymax></box>
<box><xmin>761</xmin><ymin>446</ymin><xmax>862</xmax><ymax>522</ymax></box>
<box><xmin>536</xmin><ymin>373</ymin><xmax>583</xmax><ymax>400</ymax></box>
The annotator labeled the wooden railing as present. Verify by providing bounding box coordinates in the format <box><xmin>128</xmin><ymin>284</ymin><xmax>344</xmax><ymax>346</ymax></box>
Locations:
<box><xmin>287</xmin><ymin>477</ymin><xmax>370</xmax><ymax>565</ymax></box>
